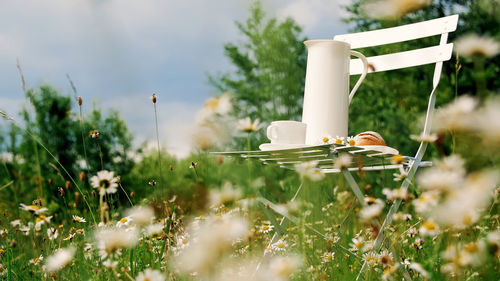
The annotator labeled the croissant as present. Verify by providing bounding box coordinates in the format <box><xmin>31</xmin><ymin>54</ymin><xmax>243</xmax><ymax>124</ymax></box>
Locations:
<box><xmin>354</xmin><ymin>131</ymin><xmax>386</xmax><ymax>146</ymax></box>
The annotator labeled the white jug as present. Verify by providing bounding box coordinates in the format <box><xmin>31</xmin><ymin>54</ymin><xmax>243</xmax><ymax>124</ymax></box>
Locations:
<box><xmin>301</xmin><ymin>40</ymin><xmax>368</xmax><ymax>144</ymax></box>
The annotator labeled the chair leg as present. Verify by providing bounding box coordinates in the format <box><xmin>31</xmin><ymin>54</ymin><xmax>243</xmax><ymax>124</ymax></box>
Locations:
<box><xmin>342</xmin><ymin>169</ymin><xmax>365</xmax><ymax>204</ymax></box>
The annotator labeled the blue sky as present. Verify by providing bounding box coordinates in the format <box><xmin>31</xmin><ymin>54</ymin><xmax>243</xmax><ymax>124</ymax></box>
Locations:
<box><xmin>0</xmin><ymin>0</ymin><xmax>352</xmax><ymax>157</ymax></box>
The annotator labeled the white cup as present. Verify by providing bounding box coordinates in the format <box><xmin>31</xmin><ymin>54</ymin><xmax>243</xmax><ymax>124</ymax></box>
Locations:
<box><xmin>266</xmin><ymin>121</ymin><xmax>307</xmax><ymax>144</ymax></box>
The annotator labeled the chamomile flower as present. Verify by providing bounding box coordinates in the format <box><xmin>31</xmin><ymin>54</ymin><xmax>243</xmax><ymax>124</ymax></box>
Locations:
<box><xmin>393</xmin><ymin>172</ymin><xmax>408</xmax><ymax>182</ymax></box>
<box><xmin>363</xmin><ymin>252</ymin><xmax>379</xmax><ymax>267</ymax></box>
<box><xmin>419</xmin><ymin>220</ymin><xmax>440</xmax><ymax>237</ymax></box>
<box><xmin>135</xmin><ymin>268</ymin><xmax>165</xmax><ymax>281</ymax></box>
<box><xmin>321</xmin><ymin>251</ymin><xmax>335</xmax><ymax>263</ymax></box>
<box><xmin>271</xmin><ymin>238</ymin><xmax>288</xmax><ymax>252</ymax></box>
<box><xmin>20</xmin><ymin>203</ymin><xmax>47</xmax><ymax>215</ymax></box>
<box><xmin>407</xmin><ymin>227</ymin><xmax>418</xmax><ymax>238</ymax></box>
<box><xmin>125</xmin><ymin>206</ymin><xmax>155</xmax><ymax>227</ymax></box>
<box><xmin>361</xmin><ymin>0</ymin><xmax>431</xmax><ymax>20</ymax></box>
<box><xmin>145</xmin><ymin>223</ymin><xmax>165</xmax><ymax>237</ymax></box>
<box><xmin>379</xmin><ymin>251</ymin><xmax>395</xmax><ymax>267</ymax></box>
<box><xmin>334</xmin><ymin>153</ymin><xmax>352</xmax><ymax>170</ymax></box>
<box><xmin>47</xmin><ymin>228</ymin><xmax>59</xmax><ymax>240</ymax></box>
<box><xmin>90</xmin><ymin>170</ymin><xmax>118</xmax><ymax>195</ymax></box>
<box><xmin>360</xmin><ymin>199</ymin><xmax>385</xmax><ymax>220</ymax></box>
<box><xmin>391</xmin><ymin>154</ymin><xmax>405</xmax><ymax>164</ymax></box>
<box><xmin>102</xmin><ymin>259</ymin><xmax>118</xmax><ymax>269</ymax></box>
<box><xmin>333</xmin><ymin>136</ymin><xmax>345</xmax><ymax>145</ymax></box>
<box><xmin>269</xmin><ymin>255</ymin><xmax>302</xmax><ymax>278</ymax></box>
<box><xmin>237</xmin><ymin>117</ymin><xmax>262</xmax><ymax>132</ymax></box>
<box><xmin>294</xmin><ymin>161</ymin><xmax>325</xmax><ymax>181</ymax></box>
<box><xmin>116</xmin><ymin>216</ymin><xmax>133</xmax><ymax>228</ymax></box>
<box><xmin>29</xmin><ymin>255</ymin><xmax>43</xmax><ymax>266</ymax></box>
<box><xmin>321</xmin><ymin>135</ymin><xmax>334</xmax><ymax>144</ymax></box>
<box><xmin>45</xmin><ymin>247</ymin><xmax>76</xmax><ymax>272</ymax></box>
<box><xmin>382</xmin><ymin>188</ymin><xmax>411</xmax><ymax>201</ymax></box>
<box><xmin>259</xmin><ymin>224</ymin><xmax>274</xmax><ymax>234</ymax></box>
<box><xmin>455</xmin><ymin>34</ymin><xmax>500</xmax><ymax>58</ymax></box>
<box><xmin>63</xmin><ymin>233</ymin><xmax>75</xmax><ymax>241</ymax></box>
<box><xmin>35</xmin><ymin>215</ymin><xmax>52</xmax><ymax>231</ymax></box>
<box><xmin>346</xmin><ymin>136</ymin><xmax>356</xmax><ymax>146</ymax></box>
<box><xmin>350</xmin><ymin>237</ymin><xmax>364</xmax><ymax>252</ymax></box>
<box><xmin>72</xmin><ymin>215</ymin><xmax>86</xmax><ymax>223</ymax></box>
<box><xmin>10</xmin><ymin>219</ymin><xmax>21</xmax><ymax>227</ymax></box>
<box><xmin>410</xmin><ymin>133</ymin><xmax>438</xmax><ymax>143</ymax></box>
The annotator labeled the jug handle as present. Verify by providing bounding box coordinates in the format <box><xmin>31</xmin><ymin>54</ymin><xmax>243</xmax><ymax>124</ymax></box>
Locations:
<box><xmin>348</xmin><ymin>50</ymin><xmax>369</xmax><ymax>104</ymax></box>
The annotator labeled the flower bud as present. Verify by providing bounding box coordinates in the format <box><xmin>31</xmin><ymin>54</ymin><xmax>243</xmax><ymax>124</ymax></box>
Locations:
<box><xmin>78</xmin><ymin>96</ymin><xmax>82</xmax><ymax>106</ymax></box>
<box><xmin>151</xmin><ymin>93</ymin><xmax>157</xmax><ymax>104</ymax></box>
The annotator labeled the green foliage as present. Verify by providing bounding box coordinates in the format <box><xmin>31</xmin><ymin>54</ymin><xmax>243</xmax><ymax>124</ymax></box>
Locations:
<box><xmin>344</xmin><ymin>0</ymin><xmax>500</xmax><ymax>155</ymax></box>
<box><xmin>2</xmin><ymin>85</ymin><xmax>135</xmax><ymax>212</ymax></box>
<box><xmin>209</xmin><ymin>1</ymin><xmax>308</xmax><ymax>149</ymax></box>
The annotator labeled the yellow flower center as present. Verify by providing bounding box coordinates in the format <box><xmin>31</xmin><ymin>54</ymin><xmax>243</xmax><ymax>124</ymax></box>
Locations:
<box><xmin>323</xmin><ymin>137</ymin><xmax>329</xmax><ymax>143</ymax></box>
<box><xmin>349</xmin><ymin>139</ymin><xmax>356</xmax><ymax>146</ymax></box>
<box><xmin>29</xmin><ymin>205</ymin><xmax>40</xmax><ymax>210</ymax></box>
<box><xmin>120</xmin><ymin>217</ymin><xmax>128</xmax><ymax>223</ymax></box>
<box><xmin>262</xmin><ymin>225</ymin><xmax>269</xmax><ymax>231</ymax></box>
<box><xmin>205</xmin><ymin>98</ymin><xmax>219</xmax><ymax>109</ymax></box>
<box><xmin>36</xmin><ymin>215</ymin><xmax>46</xmax><ymax>223</ymax></box>
<box><xmin>335</xmin><ymin>139</ymin><xmax>342</xmax><ymax>144</ymax></box>
<box><xmin>423</xmin><ymin>221</ymin><xmax>436</xmax><ymax>230</ymax></box>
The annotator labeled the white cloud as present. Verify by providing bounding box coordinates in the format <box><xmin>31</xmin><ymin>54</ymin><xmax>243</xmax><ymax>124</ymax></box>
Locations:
<box><xmin>276</xmin><ymin>0</ymin><xmax>352</xmax><ymax>35</ymax></box>
<box><xmin>0</xmin><ymin>0</ymin><xmax>352</xmax><ymax>158</ymax></box>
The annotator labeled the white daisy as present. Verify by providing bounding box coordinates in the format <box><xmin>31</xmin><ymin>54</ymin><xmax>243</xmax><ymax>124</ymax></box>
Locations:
<box><xmin>455</xmin><ymin>34</ymin><xmax>500</xmax><ymax>58</ymax></box>
<box><xmin>259</xmin><ymin>224</ymin><xmax>274</xmax><ymax>234</ymax></box>
<box><xmin>29</xmin><ymin>255</ymin><xmax>43</xmax><ymax>266</ymax></box>
<box><xmin>320</xmin><ymin>135</ymin><xmax>334</xmax><ymax>144</ymax></box>
<box><xmin>271</xmin><ymin>238</ymin><xmax>288</xmax><ymax>252</ymax></box>
<box><xmin>361</xmin><ymin>0</ymin><xmax>431</xmax><ymax>20</ymax></box>
<box><xmin>116</xmin><ymin>216</ymin><xmax>133</xmax><ymax>228</ymax></box>
<box><xmin>35</xmin><ymin>215</ymin><xmax>52</xmax><ymax>231</ymax></box>
<box><xmin>10</xmin><ymin>219</ymin><xmax>21</xmax><ymax>227</ymax></box>
<box><xmin>90</xmin><ymin>170</ymin><xmax>118</xmax><ymax>195</ymax></box>
<box><xmin>333</xmin><ymin>136</ymin><xmax>345</xmax><ymax>145</ymax></box>
<box><xmin>334</xmin><ymin>153</ymin><xmax>352</xmax><ymax>170</ymax></box>
<box><xmin>145</xmin><ymin>223</ymin><xmax>165</xmax><ymax>237</ymax></box>
<box><xmin>363</xmin><ymin>252</ymin><xmax>380</xmax><ymax>267</ymax></box>
<box><xmin>20</xmin><ymin>203</ymin><xmax>47</xmax><ymax>215</ymax></box>
<box><xmin>135</xmin><ymin>268</ymin><xmax>165</xmax><ymax>281</ymax></box>
<box><xmin>294</xmin><ymin>161</ymin><xmax>325</xmax><ymax>181</ymax></box>
<box><xmin>419</xmin><ymin>220</ymin><xmax>440</xmax><ymax>237</ymax></box>
<box><xmin>346</xmin><ymin>136</ymin><xmax>356</xmax><ymax>146</ymax></box>
<box><xmin>102</xmin><ymin>259</ymin><xmax>118</xmax><ymax>269</ymax></box>
<box><xmin>125</xmin><ymin>206</ymin><xmax>155</xmax><ymax>227</ymax></box>
<box><xmin>321</xmin><ymin>251</ymin><xmax>335</xmax><ymax>263</ymax></box>
<box><xmin>72</xmin><ymin>215</ymin><xmax>86</xmax><ymax>223</ymax></box>
<box><xmin>237</xmin><ymin>117</ymin><xmax>262</xmax><ymax>132</ymax></box>
<box><xmin>47</xmin><ymin>228</ymin><xmax>59</xmax><ymax>240</ymax></box>
<box><xmin>45</xmin><ymin>247</ymin><xmax>76</xmax><ymax>272</ymax></box>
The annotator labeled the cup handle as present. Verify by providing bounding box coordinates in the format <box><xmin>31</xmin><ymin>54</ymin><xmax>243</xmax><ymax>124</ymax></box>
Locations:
<box><xmin>266</xmin><ymin>125</ymin><xmax>277</xmax><ymax>142</ymax></box>
<box><xmin>348</xmin><ymin>50</ymin><xmax>369</xmax><ymax>104</ymax></box>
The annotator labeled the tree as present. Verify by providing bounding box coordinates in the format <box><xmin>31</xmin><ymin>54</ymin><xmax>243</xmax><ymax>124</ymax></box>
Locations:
<box><xmin>342</xmin><ymin>0</ymin><xmax>500</xmax><ymax>155</ymax></box>
<box><xmin>209</xmin><ymin>1</ymin><xmax>308</xmax><ymax>148</ymax></box>
<box><xmin>10</xmin><ymin>85</ymin><xmax>134</xmax><ymax>208</ymax></box>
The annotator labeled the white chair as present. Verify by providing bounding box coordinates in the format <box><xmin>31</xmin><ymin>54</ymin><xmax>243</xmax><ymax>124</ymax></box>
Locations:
<box><xmin>334</xmin><ymin>14</ymin><xmax>459</xmax><ymax>279</ymax></box>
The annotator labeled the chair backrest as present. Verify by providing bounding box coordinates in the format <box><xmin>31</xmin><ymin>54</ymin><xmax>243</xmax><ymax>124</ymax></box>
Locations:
<box><xmin>334</xmin><ymin>15</ymin><xmax>458</xmax><ymax>76</ymax></box>
<box><xmin>334</xmin><ymin>15</ymin><xmax>459</xmax><ymax>170</ymax></box>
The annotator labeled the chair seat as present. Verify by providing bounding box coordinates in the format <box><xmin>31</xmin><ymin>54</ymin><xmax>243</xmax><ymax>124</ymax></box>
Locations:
<box><xmin>212</xmin><ymin>144</ymin><xmax>431</xmax><ymax>173</ymax></box>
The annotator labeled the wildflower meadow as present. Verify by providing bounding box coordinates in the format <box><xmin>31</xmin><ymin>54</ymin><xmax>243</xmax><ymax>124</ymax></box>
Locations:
<box><xmin>1</xmin><ymin>0</ymin><xmax>499</xmax><ymax>280</ymax></box>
